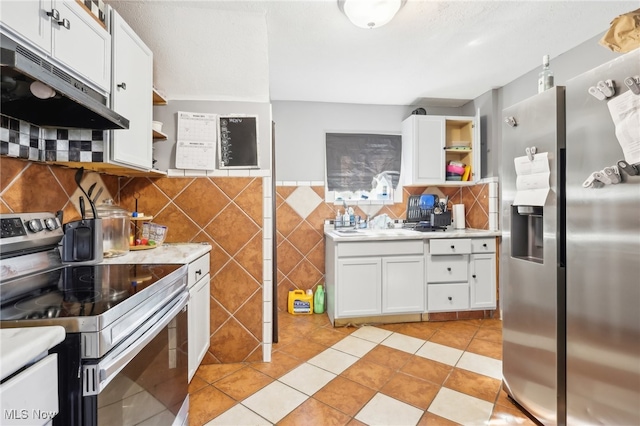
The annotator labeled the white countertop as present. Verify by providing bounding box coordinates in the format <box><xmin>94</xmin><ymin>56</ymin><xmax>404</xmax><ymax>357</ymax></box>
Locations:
<box><xmin>0</xmin><ymin>326</ymin><xmax>65</xmax><ymax>380</ymax></box>
<box><xmin>325</xmin><ymin>227</ymin><xmax>500</xmax><ymax>242</ymax></box>
<box><xmin>100</xmin><ymin>242</ymin><xmax>211</xmax><ymax>265</ymax></box>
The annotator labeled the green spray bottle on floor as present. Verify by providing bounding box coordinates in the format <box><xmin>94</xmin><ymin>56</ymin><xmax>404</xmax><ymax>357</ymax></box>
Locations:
<box><xmin>314</xmin><ymin>284</ymin><xmax>325</xmax><ymax>314</ymax></box>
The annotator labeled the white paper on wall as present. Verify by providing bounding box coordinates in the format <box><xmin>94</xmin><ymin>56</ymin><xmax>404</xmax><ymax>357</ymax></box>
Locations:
<box><xmin>513</xmin><ymin>152</ymin><xmax>550</xmax><ymax>206</ymax></box>
<box><xmin>175</xmin><ymin>111</ymin><xmax>217</xmax><ymax>170</ymax></box>
<box><xmin>607</xmin><ymin>90</ymin><xmax>640</xmax><ymax>165</ymax></box>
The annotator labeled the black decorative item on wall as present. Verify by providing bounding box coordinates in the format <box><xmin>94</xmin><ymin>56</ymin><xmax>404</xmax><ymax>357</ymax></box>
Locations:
<box><xmin>217</xmin><ymin>115</ymin><xmax>259</xmax><ymax>169</ymax></box>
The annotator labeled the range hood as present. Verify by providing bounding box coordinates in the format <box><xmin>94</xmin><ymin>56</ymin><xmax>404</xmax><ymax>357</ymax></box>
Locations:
<box><xmin>0</xmin><ymin>34</ymin><xmax>129</xmax><ymax>130</ymax></box>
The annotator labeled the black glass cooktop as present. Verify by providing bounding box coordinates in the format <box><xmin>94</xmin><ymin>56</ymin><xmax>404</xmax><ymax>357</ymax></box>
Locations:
<box><xmin>0</xmin><ymin>263</ymin><xmax>182</xmax><ymax>321</ymax></box>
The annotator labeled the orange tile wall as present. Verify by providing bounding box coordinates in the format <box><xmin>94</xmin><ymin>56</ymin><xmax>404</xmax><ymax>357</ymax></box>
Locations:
<box><xmin>1</xmin><ymin>156</ymin><xmax>493</xmax><ymax>362</ymax></box>
<box><xmin>0</xmin><ymin>157</ymin><xmax>264</xmax><ymax>363</ymax></box>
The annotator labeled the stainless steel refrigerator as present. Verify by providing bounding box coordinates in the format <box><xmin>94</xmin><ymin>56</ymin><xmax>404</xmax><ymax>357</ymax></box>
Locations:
<box><xmin>501</xmin><ymin>49</ymin><xmax>640</xmax><ymax>426</ymax></box>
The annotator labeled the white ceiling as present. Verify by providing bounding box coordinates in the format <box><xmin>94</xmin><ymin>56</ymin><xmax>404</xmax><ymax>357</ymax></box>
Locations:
<box><xmin>106</xmin><ymin>0</ymin><xmax>638</xmax><ymax>106</ymax></box>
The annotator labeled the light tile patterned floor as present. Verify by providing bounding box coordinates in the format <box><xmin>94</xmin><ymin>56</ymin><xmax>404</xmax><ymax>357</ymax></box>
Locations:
<box><xmin>189</xmin><ymin>312</ymin><xmax>537</xmax><ymax>425</ymax></box>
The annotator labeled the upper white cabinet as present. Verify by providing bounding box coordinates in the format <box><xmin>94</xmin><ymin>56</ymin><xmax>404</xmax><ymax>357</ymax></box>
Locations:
<box><xmin>0</xmin><ymin>0</ymin><xmax>111</xmax><ymax>92</ymax></box>
<box><xmin>401</xmin><ymin>111</ymin><xmax>480</xmax><ymax>186</ymax></box>
<box><xmin>109</xmin><ymin>9</ymin><xmax>153</xmax><ymax>170</ymax></box>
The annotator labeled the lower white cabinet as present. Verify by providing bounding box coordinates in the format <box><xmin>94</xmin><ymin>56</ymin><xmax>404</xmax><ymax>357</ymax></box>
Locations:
<box><xmin>382</xmin><ymin>256</ymin><xmax>425</xmax><ymax>314</ymax></box>
<box><xmin>336</xmin><ymin>258</ymin><xmax>382</xmax><ymax>317</ymax></box>
<box><xmin>327</xmin><ymin>239</ymin><xmax>426</xmax><ymax>324</ymax></box>
<box><xmin>427</xmin><ymin>237</ymin><xmax>497</xmax><ymax>312</ymax></box>
<box><xmin>469</xmin><ymin>253</ymin><xmax>496</xmax><ymax>309</ymax></box>
<box><xmin>428</xmin><ymin>283</ymin><xmax>469</xmax><ymax>311</ymax></box>
<box><xmin>326</xmin><ymin>234</ymin><xmax>497</xmax><ymax>324</ymax></box>
<box><xmin>0</xmin><ymin>354</ymin><xmax>59</xmax><ymax>426</ymax></box>
<box><xmin>187</xmin><ymin>253</ymin><xmax>210</xmax><ymax>382</ymax></box>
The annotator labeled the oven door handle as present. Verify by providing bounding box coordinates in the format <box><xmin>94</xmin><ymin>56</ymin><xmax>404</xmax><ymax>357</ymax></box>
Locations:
<box><xmin>82</xmin><ymin>291</ymin><xmax>189</xmax><ymax>396</ymax></box>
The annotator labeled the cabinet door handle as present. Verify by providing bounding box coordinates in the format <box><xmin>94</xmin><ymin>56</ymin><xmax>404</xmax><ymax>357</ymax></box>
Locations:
<box><xmin>447</xmin><ymin>267</ymin><xmax>451</xmax><ymax>272</ymax></box>
<box><xmin>58</xmin><ymin>18</ymin><xmax>70</xmax><ymax>30</ymax></box>
<box><xmin>117</xmin><ymin>82</ymin><xmax>127</xmax><ymax>90</ymax></box>
<box><xmin>450</xmin><ymin>245</ymin><xmax>455</xmax><ymax>250</ymax></box>
<box><xmin>448</xmin><ymin>296</ymin><xmax>452</xmax><ymax>301</ymax></box>
<box><xmin>47</xmin><ymin>9</ymin><xmax>60</xmax><ymax>20</ymax></box>
<box><xmin>482</xmin><ymin>243</ymin><xmax>487</xmax><ymax>248</ymax></box>
<box><xmin>472</xmin><ymin>274</ymin><xmax>477</xmax><ymax>278</ymax></box>
<box><xmin>195</xmin><ymin>269</ymin><xmax>202</xmax><ymax>276</ymax></box>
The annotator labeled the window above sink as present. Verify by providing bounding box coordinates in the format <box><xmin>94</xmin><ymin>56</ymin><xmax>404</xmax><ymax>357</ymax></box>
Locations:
<box><xmin>325</xmin><ymin>132</ymin><xmax>403</xmax><ymax>205</ymax></box>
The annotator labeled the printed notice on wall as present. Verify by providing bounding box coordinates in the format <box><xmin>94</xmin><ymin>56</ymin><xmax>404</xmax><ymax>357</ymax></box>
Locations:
<box><xmin>175</xmin><ymin>111</ymin><xmax>217</xmax><ymax>170</ymax></box>
<box><xmin>607</xmin><ymin>90</ymin><xmax>640</xmax><ymax>165</ymax></box>
<box><xmin>513</xmin><ymin>152</ymin><xmax>550</xmax><ymax>206</ymax></box>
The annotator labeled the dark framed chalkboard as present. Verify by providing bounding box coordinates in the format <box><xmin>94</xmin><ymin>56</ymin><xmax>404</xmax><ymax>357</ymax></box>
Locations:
<box><xmin>217</xmin><ymin>115</ymin><xmax>259</xmax><ymax>169</ymax></box>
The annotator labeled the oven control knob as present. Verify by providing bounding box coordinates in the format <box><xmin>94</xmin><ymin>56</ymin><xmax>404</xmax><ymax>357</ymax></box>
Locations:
<box><xmin>26</xmin><ymin>219</ymin><xmax>43</xmax><ymax>233</ymax></box>
<box><xmin>44</xmin><ymin>217</ymin><xmax>59</xmax><ymax>231</ymax></box>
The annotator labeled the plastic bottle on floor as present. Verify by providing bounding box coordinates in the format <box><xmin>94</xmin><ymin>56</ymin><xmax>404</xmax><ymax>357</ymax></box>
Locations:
<box><xmin>314</xmin><ymin>285</ymin><xmax>325</xmax><ymax>314</ymax></box>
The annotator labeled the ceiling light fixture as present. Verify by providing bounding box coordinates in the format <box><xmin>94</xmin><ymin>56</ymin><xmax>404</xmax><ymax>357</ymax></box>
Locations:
<box><xmin>338</xmin><ymin>0</ymin><xmax>406</xmax><ymax>29</ymax></box>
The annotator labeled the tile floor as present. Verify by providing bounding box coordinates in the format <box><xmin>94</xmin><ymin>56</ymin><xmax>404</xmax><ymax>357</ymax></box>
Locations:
<box><xmin>188</xmin><ymin>312</ymin><xmax>537</xmax><ymax>425</ymax></box>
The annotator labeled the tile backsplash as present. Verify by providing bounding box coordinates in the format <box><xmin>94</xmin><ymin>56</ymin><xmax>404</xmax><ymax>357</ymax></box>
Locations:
<box><xmin>0</xmin><ymin>157</ymin><xmax>265</xmax><ymax>364</ymax></box>
<box><xmin>0</xmin><ymin>114</ymin><xmax>105</xmax><ymax>163</ymax></box>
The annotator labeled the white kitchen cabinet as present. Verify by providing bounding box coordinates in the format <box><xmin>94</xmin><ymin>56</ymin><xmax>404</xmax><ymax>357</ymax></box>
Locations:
<box><xmin>0</xmin><ymin>0</ymin><xmax>111</xmax><ymax>92</ymax></box>
<box><xmin>469</xmin><ymin>240</ymin><xmax>497</xmax><ymax>309</ymax></box>
<box><xmin>428</xmin><ymin>283</ymin><xmax>469</xmax><ymax>311</ymax></box>
<box><xmin>382</xmin><ymin>256</ymin><xmax>425</xmax><ymax>314</ymax></box>
<box><xmin>426</xmin><ymin>237</ymin><xmax>497</xmax><ymax>312</ymax></box>
<box><xmin>401</xmin><ymin>111</ymin><xmax>480</xmax><ymax>185</ymax></box>
<box><xmin>0</xmin><ymin>354</ymin><xmax>59</xmax><ymax>426</ymax></box>
<box><xmin>109</xmin><ymin>10</ymin><xmax>153</xmax><ymax>170</ymax></box>
<box><xmin>336</xmin><ymin>257</ymin><xmax>382</xmax><ymax>318</ymax></box>
<box><xmin>187</xmin><ymin>253</ymin><xmax>210</xmax><ymax>382</ymax></box>
<box><xmin>327</xmin><ymin>239</ymin><xmax>426</xmax><ymax>323</ymax></box>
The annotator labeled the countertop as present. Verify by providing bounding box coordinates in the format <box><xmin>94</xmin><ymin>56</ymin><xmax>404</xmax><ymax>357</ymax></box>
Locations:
<box><xmin>325</xmin><ymin>227</ymin><xmax>500</xmax><ymax>242</ymax></box>
<box><xmin>0</xmin><ymin>326</ymin><xmax>65</xmax><ymax>380</ymax></box>
<box><xmin>100</xmin><ymin>242</ymin><xmax>211</xmax><ymax>265</ymax></box>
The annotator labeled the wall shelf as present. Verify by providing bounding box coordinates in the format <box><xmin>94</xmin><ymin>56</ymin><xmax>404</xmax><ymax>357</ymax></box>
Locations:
<box><xmin>152</xmin><ymin>87</ymin><xmax>167</xmax><ymax>105</ymax></box>
<box><xmin>153</xmin><ymin>129</ymin><xmax>168</xmax><ymax>140</ymax></box>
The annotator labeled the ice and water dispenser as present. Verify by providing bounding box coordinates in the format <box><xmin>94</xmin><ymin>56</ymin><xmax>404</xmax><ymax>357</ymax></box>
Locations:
<box><xmin>511</xmin><ymin>205</ymin><xmax>544</xmax><ymax>263</ymax></box>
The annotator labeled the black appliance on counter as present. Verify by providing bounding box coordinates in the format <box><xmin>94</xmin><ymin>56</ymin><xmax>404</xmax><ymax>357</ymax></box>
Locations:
<box><xmin>403</xmin><ymin>194</ymin><xmax>451</xmax><ymax>231</ymax></box>
<box><xmin>0</xmin><ymin>212</ymin><xmax>189</xmax><ymax>426</ymax></box>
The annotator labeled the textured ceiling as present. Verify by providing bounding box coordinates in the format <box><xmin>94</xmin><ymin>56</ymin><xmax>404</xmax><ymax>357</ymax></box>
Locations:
<box><xmin>105</xmin><ymin>0</ymin><xmax>638</xmax><ymax>106</ymax></box>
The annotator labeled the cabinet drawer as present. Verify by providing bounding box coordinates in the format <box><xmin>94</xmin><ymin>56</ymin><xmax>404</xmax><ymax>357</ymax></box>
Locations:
<box><xmin>0</xmin><ymin>354</ymin><xmax>59</xmax><ymax>425</ymax></box>
<box><xmin>338</xmin><ymin>240</ymin><xmax>424</xmax><ymax>257</ymax></box>
<box><xmin>428</xmin><ymin>284</ymin><xmax>469</xmax><ymax>311</ymax></box>
<box><xmin>471</xmin><ymin>238</ymin><xmax>496</xmax><ymax>253</ymax></box>
<box><xmin>427</xmin><ymin>255</ymin><xmax>468</xmax><ymax>283</ymax></box>
<box><xmin>430</xmin><ymin>239</ymin><xmax>471</xmax><ymax>255</ymax></box>
<box><xmin>188</xmin><ymin>253</ymin><xmax>210</xmax><ymax>288</ymax></box>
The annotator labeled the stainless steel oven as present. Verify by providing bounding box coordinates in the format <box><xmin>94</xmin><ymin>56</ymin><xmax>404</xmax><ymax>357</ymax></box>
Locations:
<box><xmin>0</xmin><ymin>212</ymin><xmax>189</xmax><ymax>426</ymax></box>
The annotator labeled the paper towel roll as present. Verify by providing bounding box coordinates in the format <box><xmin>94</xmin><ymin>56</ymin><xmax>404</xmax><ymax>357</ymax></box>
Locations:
<box><xmin>453</xmin><ymin>204</ymin><xmax>466</xmax><ymax>229</ymax></box>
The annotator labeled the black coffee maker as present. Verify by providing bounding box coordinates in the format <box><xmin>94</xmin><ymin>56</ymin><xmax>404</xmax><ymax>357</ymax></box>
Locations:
<box><xmin>61</xmin><ymin>168</ymin><xmax>103</xmax><ymax>263</ymax></box>
<box><xmin>61</xmin><ymin>218</ymin><xmax>103</xmax><ymax>263</ymax></box>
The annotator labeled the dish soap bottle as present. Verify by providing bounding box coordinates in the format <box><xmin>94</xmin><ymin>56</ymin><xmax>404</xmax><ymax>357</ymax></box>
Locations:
<box><xmin>537</xmin><ymin>54</ymin><xmax>554</xmax><ymax>93</ymax></box>
<box><xmin>314</xmin><ymin>284</ymin><xmax>325</xmax><ymax>314</ymax></box>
